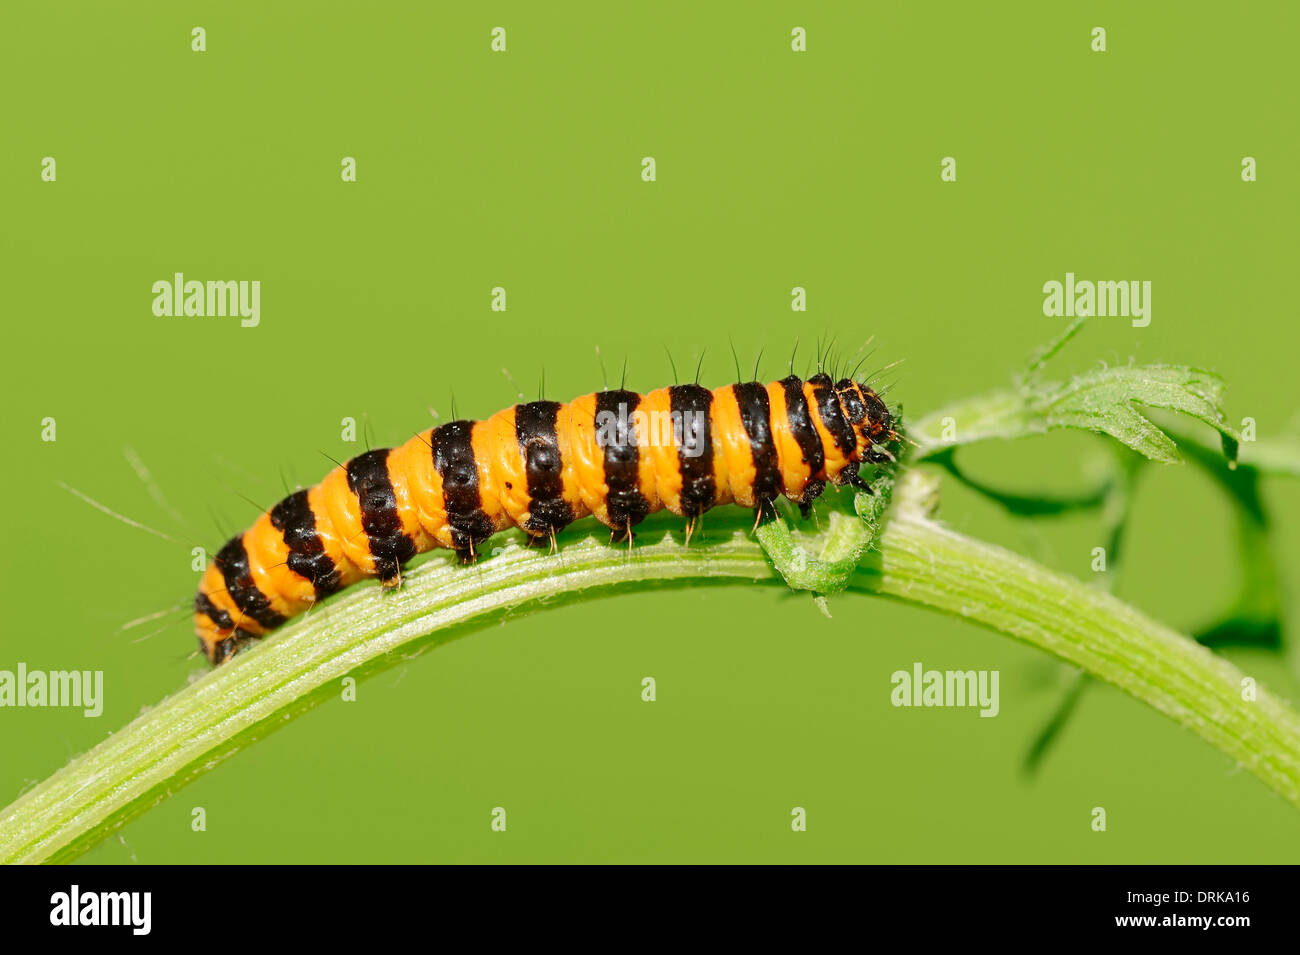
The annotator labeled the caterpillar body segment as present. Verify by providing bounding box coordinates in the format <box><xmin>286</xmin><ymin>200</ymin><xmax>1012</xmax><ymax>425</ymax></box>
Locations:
<box><xmin>195</xmin><ymin>374</ymin><xmax>898</xmax><ymax>664</ymax></box>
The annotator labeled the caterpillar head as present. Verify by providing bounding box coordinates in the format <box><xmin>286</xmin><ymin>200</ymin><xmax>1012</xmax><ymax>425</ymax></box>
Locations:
<box><xmin>834</xmin><ymin>377</ymin><xmax>897</xmax><ymax>460</ymax></box>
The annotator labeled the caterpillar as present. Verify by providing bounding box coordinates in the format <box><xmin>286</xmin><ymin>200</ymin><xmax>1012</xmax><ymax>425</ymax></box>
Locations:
<box><xmin>194</xmin><ymin>372</ymin><xmax>900</xmax><ymax>664</ymax></box>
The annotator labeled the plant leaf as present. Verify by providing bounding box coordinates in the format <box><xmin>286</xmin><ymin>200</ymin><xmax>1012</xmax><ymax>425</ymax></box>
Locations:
<box><xmin>754</xmin><ymin>470</ymin><xmax>897</xmax><ymax>596</ymax></box>
<box><xmin>911</xmin><ymin>364</ymin><xmax>1239</xmax><ymax>464</ymax></box>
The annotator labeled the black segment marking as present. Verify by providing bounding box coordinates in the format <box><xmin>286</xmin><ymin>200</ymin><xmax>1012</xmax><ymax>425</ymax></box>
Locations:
<box><xmin>515</xmin><ymin>401</ymin><xmax>575</xmax><ymax>534</ymax></box>
<box><xmin>195</xmin><ymin>591</ymin><xmax>234</xmax><ymax>631</ymax></box>
<box><xmin>835</xmin><ymin>378</ymin><xmax>867</xmax><ymax>424</ymax></box>
<box><xmin>808</xmin><ymin>373</ymin><xmax>855</xmax><ymax>458</ymax></box>
<box><xmin>211</xmin><ymin>635</ymin><xmax>239</xmax><ymax>663</ymax></box>
<box><xmin>346</xmin><ymin>449</ymin><xmax>416</xmax><ymax>584</ymax></box>
<box><xmin>594</xmin><ymin>389</ymin><xmax>651</xmax><ymax>530</ymax></box>
<box><xmin>780</xmin><ymin>375</ymin><xmax>825</xmax><ymax>482</ymax></box>
<box><xmin>270</xmin><ymin>488</ymin><xmax>341</xmax><ymax>598</ymax></box>
<box><xmin>214</xmin><ymin>536</ymin><xmax>287</xmax><ymax>629</ymax></box>
<box><xmin>431</xmin><ymin>420</ymin><xmax>494</xmax><ymax>557</ymax></box>
<box><xmin>861</xmin><ymin>388</ymin><xmax>892</xmax><ymax>437</ymax></box>
<box><xmin>731</xmin><ymin>382</ymin><xmax>782</xmax><ymax>504</ymax></box>
<box><xmin>669</xmin><ymin>384</ymin><xmax>715</xmax><ymax>518</ymax></box>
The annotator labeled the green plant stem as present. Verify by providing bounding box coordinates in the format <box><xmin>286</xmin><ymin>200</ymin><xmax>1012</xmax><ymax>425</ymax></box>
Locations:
<box><xmin>3</xmin><ymin>477</ymin><xmax>1299</xmax><ymax>863</ymax></box>
<box><xmin>860</xmin><ymin>475</ymin><xmax>1300</xmax><ymax>807</ymax></box>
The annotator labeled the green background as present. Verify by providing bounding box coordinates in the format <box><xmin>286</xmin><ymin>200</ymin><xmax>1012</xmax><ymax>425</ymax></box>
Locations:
<box><xmin>3</xmin><ymin>3</ymin><xmax>1298</xmax><ymax>862</ymax></box>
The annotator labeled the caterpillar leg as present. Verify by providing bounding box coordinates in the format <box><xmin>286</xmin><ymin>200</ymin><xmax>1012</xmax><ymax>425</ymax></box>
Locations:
<box><xmin>522</xmin><ymin>527</ymin><xmax>561</xmax><ymax>554</ymax></box>
<box><xmin>849</xmin><ymin>473</ymin><xmax>875</xmax><ymax>494</ymax></box>
<box><xmin>802</xmin><ymin>479</ymin><xmax>826</xmax><ymax>500</ymax></box>
<box><xmin>797</xmin><ymin>479</ymin><xmax>826</xmax><ymax>521</ymax></box>
<box><xmin>834</xmin><ymin>463</ymin><xmax>861</xmax><ymax>488</ymax></box>
<box><xmin>609</xmin><ymin>519</ymin><xmax>636</xmax><ymax>551</ymax></box>
<box><xmin>683</xmin><ymin>514</ymin><xmax>700</xmax><ymax>546</ymax></box>
<box><xmin>198</xmin><ymin>630</ymin><xmax>259</xmax><ymax>666</ymax></box>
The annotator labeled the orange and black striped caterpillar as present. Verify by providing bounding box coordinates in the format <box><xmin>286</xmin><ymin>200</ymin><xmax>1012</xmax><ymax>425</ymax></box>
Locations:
<box><xmin>195</xmin><ymin>373</ymin><xmax>900</xmax><ymax>664</ymax></box>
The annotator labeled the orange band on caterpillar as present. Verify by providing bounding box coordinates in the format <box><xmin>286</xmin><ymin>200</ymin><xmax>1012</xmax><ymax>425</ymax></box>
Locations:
<box><xmin>194</xmin><ymin>374</ymin><xmax>898</xmax><ymax>664</ymax></box>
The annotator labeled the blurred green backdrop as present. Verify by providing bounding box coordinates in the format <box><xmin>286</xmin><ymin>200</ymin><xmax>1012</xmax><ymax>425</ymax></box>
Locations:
<box><xmin>2</xmin><ymin>2</ymin><xmax>1298</xmax><ymax>863</ymax></box>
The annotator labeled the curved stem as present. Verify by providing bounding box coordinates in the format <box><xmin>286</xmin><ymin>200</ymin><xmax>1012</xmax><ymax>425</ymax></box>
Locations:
<box><xmin>0</xmin><ymin>524</ymin><xmax>778</xmax><ymax>864</ymax></box>
<box><xmin>861</xmin><ymin>476</ymin><xmax>1300</xmax><ymax>806</ymax></box>
<box><xmin>3</xmin><ymin>478</ymin><xmax>1299</xmax><ymax>863</ymax></box>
